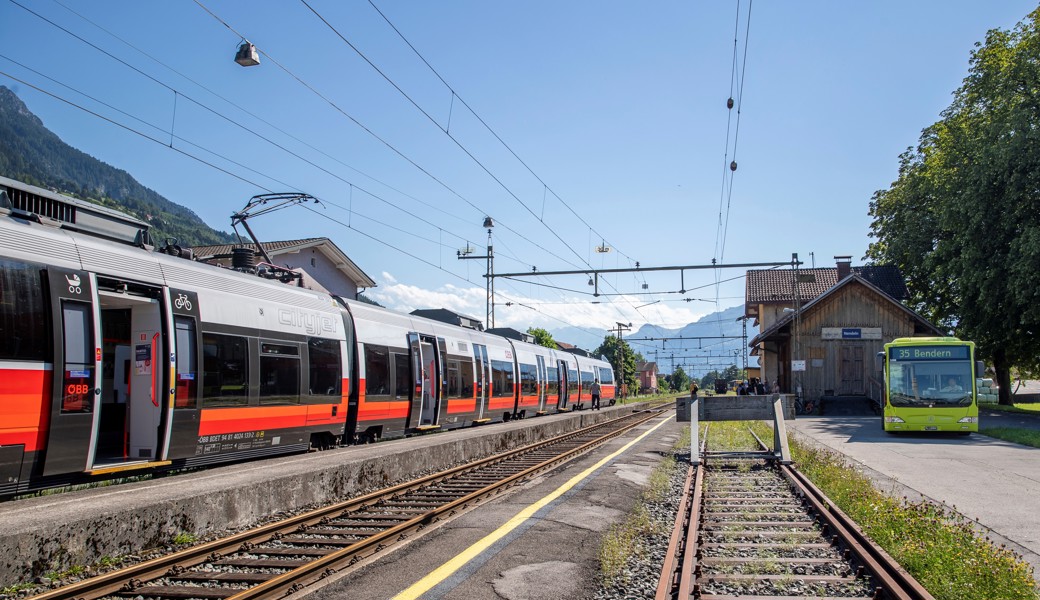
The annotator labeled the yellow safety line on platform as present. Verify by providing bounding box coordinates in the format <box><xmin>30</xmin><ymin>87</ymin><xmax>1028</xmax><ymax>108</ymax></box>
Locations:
<box><xmin>392</xmin><ymin>414</ymin><xmax>673</xmax><ymax>600</ymax></box>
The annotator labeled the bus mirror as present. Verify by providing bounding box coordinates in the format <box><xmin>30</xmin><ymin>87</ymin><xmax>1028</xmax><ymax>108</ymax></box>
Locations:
<box><xmin>976</xmin><ymin>360</ymin><xmax>984</xmax><ymax>376</ymax></box>
<box><xmin>875</xmin><ymin>351</ymin><xmax>884</xmax><ymax>372</ymax></box>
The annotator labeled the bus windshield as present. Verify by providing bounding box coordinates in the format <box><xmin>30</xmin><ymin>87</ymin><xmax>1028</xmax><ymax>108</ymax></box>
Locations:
<box><xmin>888</xmin><ymin>358</ymin><xmax>973</xmax><ymax>408</ymax></box>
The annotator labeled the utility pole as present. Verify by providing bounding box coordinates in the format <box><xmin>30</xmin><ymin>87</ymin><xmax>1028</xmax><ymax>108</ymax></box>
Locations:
<box><xmin>457</xmin><ymin>217</ymin><xmax>495</xmax><ymax>329</ymax></box>
<box><xmin>613</xmin><ymin>322</ymin><xmax>632</xmax><ymax>399</ymax></box>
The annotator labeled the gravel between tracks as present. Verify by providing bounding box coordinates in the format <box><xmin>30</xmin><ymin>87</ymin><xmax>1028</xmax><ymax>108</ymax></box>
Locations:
<box><xmin>593</xmin><ymin>448</ymin><xmax>690</xmax><ymax>600</ymax></box>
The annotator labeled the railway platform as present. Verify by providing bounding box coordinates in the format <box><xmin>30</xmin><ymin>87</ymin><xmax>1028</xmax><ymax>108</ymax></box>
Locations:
<box><xmin>787</xmin><ymin>412</ymin><xmax>1040</xmax><ymax>577</ymax></box>
<box><xmin>0</xmin><ymin>402</ymin><xmax>652</xmax><ymax>587</ymax></box>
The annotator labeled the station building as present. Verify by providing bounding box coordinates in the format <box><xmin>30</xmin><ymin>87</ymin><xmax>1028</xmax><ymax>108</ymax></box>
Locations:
<box><xmin>746</xmin><ymin>256</ymin><xmax>941</xmax><ymax>406</ymax></box>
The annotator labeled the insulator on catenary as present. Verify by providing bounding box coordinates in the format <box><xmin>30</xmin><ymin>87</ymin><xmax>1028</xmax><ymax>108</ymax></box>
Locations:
<box><xmin>730</xmin><ymin>161</ymin><xmax>738</xmax><ymax>172</ymax></box>
<box><xmin>727</xmin><ymin>97</ymin><xmax>734</xmax><ymax>109</ymax></box>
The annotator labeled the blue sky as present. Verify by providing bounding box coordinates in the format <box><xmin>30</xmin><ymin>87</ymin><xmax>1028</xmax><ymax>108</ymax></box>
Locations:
<box><xmin>1</xmin><ymin>0</ymin><xmax>1035</xmax><ymax>342</ymax></box>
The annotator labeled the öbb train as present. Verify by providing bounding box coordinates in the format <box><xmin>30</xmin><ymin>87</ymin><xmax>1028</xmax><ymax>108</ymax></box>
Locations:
<box><xmin>0</xmin><ymin>178</ymin><xmax>616</xmax><ymax>497</ymax></box>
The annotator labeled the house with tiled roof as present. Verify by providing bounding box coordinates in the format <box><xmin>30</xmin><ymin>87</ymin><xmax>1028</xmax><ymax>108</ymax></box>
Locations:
<box><xmin>191</xmin><ymin>238</ymin><xmax>376</xmax><ymax>300</ymax></box>
<box><xmin>636</xmin><ymin>361</ymin><xmax>659</xmax><ymax>393</ymax></box>
<box><xmin>746</xmin><ymin>256</ymin><xmax>940</xmax><ymax>406</ymax></box>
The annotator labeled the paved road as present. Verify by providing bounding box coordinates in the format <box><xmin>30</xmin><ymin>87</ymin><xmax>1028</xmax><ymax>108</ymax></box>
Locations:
<box><xmin>788</xmin><ymin>411</ymin><xmax>1040</xmax><ymax>578</ymax></box>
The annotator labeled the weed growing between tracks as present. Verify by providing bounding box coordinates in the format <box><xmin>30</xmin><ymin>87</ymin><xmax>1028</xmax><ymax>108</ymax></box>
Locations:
<box><xmin>743</xmin><ymin>421</ymin><xmax>1040</xmax><ymax>600</ymax></box>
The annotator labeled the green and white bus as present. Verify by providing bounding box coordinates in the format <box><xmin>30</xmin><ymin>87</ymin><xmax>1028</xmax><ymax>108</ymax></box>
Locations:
<box><xmin>882</xmin><ymin>337</ymin><xmax>980</xmax><ymax>434</ymax></box>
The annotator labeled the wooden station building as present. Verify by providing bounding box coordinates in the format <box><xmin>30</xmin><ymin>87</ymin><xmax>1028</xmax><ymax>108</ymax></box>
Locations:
<box><xmin>746</xmin><ymin>256</ymin><xmax>941</xmax><ymax>406</ymax></box>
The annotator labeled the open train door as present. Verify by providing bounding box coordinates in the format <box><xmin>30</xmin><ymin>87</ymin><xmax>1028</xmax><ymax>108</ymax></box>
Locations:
<box><xmin>41</xmin><ymin>268</ymin><xmax>101</xmax><ymax>476</ymax></box>
<box><xmin>535</xmin><ymin>355</ymin><xmax>547</xmax><ymax>413</ymax></box>
<box><xmin>557</xmin><ymin>359</ymin><xmax>570</xmax><ymax>410</ymax></box>
<box><xmin>408</xmin><ymin>333</ymin><xmax>441</xmax><ymax>429</ymax></box>
<box><xmin>473</xmin><ymin>344</ymin><xmax>490</xmax><ymax>421</ymax></box>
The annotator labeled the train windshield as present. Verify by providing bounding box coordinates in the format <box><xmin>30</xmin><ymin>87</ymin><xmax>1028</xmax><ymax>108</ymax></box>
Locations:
<box><xmin>888</xmin><ymin>345</ymin><xmax>973</xmax><ymax>408</ymax></box>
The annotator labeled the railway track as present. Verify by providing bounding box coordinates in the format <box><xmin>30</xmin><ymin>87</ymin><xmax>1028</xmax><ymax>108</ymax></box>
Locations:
<box><xmin>656</xmin><ymin>427</ymin><xmax>935</xmax><ymax>600</ymax></box>
<box><xmin>30</xmin><ymin>408</ymin><xmax>664</xmax><ymax>600</ymax></box>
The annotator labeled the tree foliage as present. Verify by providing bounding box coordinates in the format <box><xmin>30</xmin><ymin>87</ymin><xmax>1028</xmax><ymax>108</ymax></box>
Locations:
<box><xmin>595</xmin><ymin>335</ymin><xmax>638</xmax><ymax>394</ymax></box>
<box><xmin>526</xmin><ymin>327</ymin><xmax>558</xmax><ymax>349</ymax></box>
<box><xmin>867</xmin><ymin>9</ymin><xmax>1040</xmax><ymax>403</ymax></box>
<box><xmin>669</xmin><ymin>366</ymin><xmax>690</xmax><ymax>392</ymax></box>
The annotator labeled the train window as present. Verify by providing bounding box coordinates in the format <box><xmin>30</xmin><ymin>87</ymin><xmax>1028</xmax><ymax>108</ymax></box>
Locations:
<box><xmin>202</xmin><ymin>333</ymin><xmax>249</xmax><ymax>408</ymax></box>
<box><xmin>392</xmin><ymin>352</ymin><xmax>410</xmax><ymax>401</ymax></box>
<box><xmin>581</xmin><ymin>370</ymin><xmax>595</xmax><ymax>388</ymax></box>
<box><xmin>491</xmin><ymin>359</ymin><xmax>514</xmax><ymax>397</ymax></box>
<box><xmin>363</xmin><ymin>345</ymin><xmax>390</xmax><ymax>398</ymax></box>
<box><xmin>174</xmin><ymin>317</ymin><xmax>197</xmax><ymax>409</ymax></box>
<box><xmin>305</xmin><ymin>338</ymin><xmax>341</xmax><ymax>404</ymax></box>
<box><xmin>60</xmin><ymin>301</ymin><xmax>94</xmax><ymax>413</ymax></box>
<box><xmin>598</xmin><ymin>367</ymin><xmax>614</xmax><ymax>385</ymax></box>
<box><xmin>459</xmin><ymin>358</ymin><xmax>475</xmax><ymax>398</ymax></box>
<box><xmin>446</xmin><ymin>359</ymin><xmax>461</xmax><ymax>399</ymax></box>
<box><xmin>568</xmin><ymin>368</ymin><xmax>579</xmax><ymax>394</ymax></box>
<box><xmin>519</xmin><ymin>363</ymin><xmax>537</xmax><ymax>396</ymax></box>
<box><xmin>260</xmin><ymin>342</ymin><xmax>300</xmax><ymax>405</ymax></box>
<box><xmin>0</xmin><ymin>259</ymin><xmax>48</xmax><ymax>361</ymax></box>
<box><xmin>545</xmin><ymin>366</ymin><xmax>559</xmax><ymax>395</ymax></box>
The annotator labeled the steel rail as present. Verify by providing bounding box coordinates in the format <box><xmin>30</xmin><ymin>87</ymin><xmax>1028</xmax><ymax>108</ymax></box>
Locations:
<box><xmin>29</xmin><ymin>408</ymin><xmax>664</xmax><ymax>600</ymax></box>
<box><xmin>657</xmin><ymin>425</ymin><xmax>935</xmax><ymax>600</ymax></box>
<box><xmin>780</xmin><ymin>465</ymin><xmax>935</xmax><ymax>600</ymax></box>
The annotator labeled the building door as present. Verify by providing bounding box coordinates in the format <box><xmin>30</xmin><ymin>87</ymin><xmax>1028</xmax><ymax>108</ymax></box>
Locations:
<box><xmin>840</xmin><ymin>344</ymin><xmax>865</xmax><ymax>395</ymax></box>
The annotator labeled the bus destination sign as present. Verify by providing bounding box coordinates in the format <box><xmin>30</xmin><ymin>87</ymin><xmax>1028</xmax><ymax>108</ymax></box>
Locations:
<box><xmin>889</xmin><ymin>346</ymin><xmax>970</xmax><ymax>361</ymax></box>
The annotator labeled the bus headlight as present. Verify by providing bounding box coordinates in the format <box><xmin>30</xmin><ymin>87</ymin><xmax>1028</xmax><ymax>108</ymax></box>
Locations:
<box><xmin>885</xmin><ymin>416</ymin><xmax>905</xmax><ymax>423</ymax></box>
<box><xmin>957</xmin><ymin>417</ymin><xmax>979</xmax><ymax>423</ymax></box>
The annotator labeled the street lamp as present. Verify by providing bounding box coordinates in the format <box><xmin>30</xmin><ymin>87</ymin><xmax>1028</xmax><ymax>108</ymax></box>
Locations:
<box><xmin>235</xmin><ymin>41</ymin><xmax>260</xmax><ymax>67</ymax></box>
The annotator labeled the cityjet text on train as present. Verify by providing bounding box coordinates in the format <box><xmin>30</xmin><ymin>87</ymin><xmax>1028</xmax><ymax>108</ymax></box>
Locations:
<box><xmin>277</xmin><ymin>307</ymin><xmax>338</xmax><ymax>335</ymax></box>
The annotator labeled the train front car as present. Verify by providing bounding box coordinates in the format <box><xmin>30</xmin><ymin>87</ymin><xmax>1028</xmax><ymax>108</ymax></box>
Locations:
<box><xmin>0</xmin><ymin>181</ymin><xmax>352</xmax><ymax>495</ymax></box>
<box><xmin>882</xmin><ymin>337</ymin><xmax>980</xmax><ymax>434</ymax></box>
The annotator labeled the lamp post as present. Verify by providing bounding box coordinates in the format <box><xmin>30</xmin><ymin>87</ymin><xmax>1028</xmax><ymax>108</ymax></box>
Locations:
<box><xmin>457</xmin><ymin>217</ymin><xmax>495</xmax><ymax>329</ymax></box>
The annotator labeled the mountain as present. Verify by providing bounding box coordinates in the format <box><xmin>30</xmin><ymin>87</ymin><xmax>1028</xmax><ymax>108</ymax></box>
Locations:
<box><xmin>550</xmin><ymin>304</ymin><xmax>759</xmax><ymax>378</ymax></box>
<box><xmin>0</xmin><ymin>86</ymin><xmax>234</xmax><ymax>246</ymax></box>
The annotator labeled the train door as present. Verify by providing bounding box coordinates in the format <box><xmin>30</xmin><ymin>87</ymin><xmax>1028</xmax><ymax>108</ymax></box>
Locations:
<box><xmin>41</xmin><ymin>268</ymin><xmax>102</xmax><ymax>476</ymax></box>
<box><xmin>557</xmin><ymin>359</ymin><xmax>570</xmax><ymax>409</ymax></box>
<box><xmin>93</xmin><ymin>279</ymin><xmax>171</xmax><ymax>468</ymax></box>
<box><xmin>473</xmin><ymin>344</ymin><xmax>489</xmax><ymax>420</ymax></box>
<box><xmin>409</xmin><ymin>333</ymin><xmax>440</xmax><ymax>427</ymax></box>
<box><xmin>535</xmin><ymin>355</ymin><xmax>547</xmax><ymax>412</ymax></box>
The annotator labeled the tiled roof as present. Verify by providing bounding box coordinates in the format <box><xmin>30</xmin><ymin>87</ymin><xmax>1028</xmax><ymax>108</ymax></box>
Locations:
<box><xmin>745</xmin><ymin>265</ymin><xmax>907</xmax><ymax>305</ymax></box>
<box><xmin>749</xmin><ymin>274</ymin><xmax>939</xmax><ymax>347</ymax></box>
<box><xmin>190</xmin><ymin>238</ymin><xmax>326</xmax><ymax>257</ymax></box>
<box><xmin>636</xmin><ymin>361</ymin><xmax>658</xmax><ymax>372</ymax></box>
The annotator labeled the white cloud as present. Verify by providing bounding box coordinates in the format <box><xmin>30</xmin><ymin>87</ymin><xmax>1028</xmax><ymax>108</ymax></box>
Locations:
<box><xmin>368</xmin><ymin>274</ymin><xmax>714</xmax><ymax>332</ymax></box>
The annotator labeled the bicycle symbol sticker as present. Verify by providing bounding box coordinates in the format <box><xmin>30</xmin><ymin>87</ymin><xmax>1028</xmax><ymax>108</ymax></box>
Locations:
<box><xmin>174</xmin><ymin>293</ymin><xmax>193</xmax><ymax>311</ymax></box>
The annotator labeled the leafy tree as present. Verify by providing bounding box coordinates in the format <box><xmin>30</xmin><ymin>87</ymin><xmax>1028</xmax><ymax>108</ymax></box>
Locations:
<box><xmin>671</xmin><ymin>366</ymin><xmax>690</xmax><ymax>392</ymax></box>
<box><xmin>595</xmin><ymin>335</ymin><xmax>638</xmax><ymax>396</ymax></box>
<box><xmin>527</xmin><ymin>327</ymin><xmax>558</xmax><ymax>349</ymax></box>
<box><xmin>867</xmin><ymin>9</ymin><xmax>1040</xmax><ymax>404</ymax></box>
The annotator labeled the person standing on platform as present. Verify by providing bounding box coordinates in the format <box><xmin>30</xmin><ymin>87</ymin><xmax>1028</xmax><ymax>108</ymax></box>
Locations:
<box><xmin>590</xmin><ymin>379</ymin><xmax>602</xmax><ymax>410</ymax></box>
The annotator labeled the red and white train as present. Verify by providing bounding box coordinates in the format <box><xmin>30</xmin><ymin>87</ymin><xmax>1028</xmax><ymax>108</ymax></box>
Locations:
<box><xmin>0</xmin><ymin>177</ymin><xmax>616</xmax><ymax>497</ymax></box>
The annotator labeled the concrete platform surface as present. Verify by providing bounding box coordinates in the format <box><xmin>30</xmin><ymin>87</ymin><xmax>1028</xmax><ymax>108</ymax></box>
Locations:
<box><xmin>788</xmin><ymin>414</ymin><xmax>1040</xmax><ymax>575</ymax></box>
<box><xmin>0</xmin><ymin>404</ymin><xmax>649</xmax><ymax>587</ymax></box>
<box><xmin>305</xmin><ymin>413</ymin><xmax>681</xmax><ymax>600</ymax></box>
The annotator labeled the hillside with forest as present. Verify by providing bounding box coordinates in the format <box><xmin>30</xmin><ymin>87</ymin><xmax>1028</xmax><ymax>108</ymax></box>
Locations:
<box><xmin>0</xmin><ymin>86</ymin><xmax>234</xmax><ymax>246</ymax></box>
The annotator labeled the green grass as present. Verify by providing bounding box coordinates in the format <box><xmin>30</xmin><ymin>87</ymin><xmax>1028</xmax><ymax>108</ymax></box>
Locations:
<box><xmin>984</xmin><ymin>403</ymin><xmax>1040</xmax><ymax>415</ymax></box>
<box><xmin>981</xmin><ymin>427</ymin><xmax>1040</xmax><ymax>449</ymax></box>
<box><xmin>733</xmin><ymin>421</ymin><xmax>1039</xmax><ymax>600</ymax></box>
<box><xmin>172</xmin><ymin>532</ymin><xmax>198</xmax><ymax>546</ymax></box>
